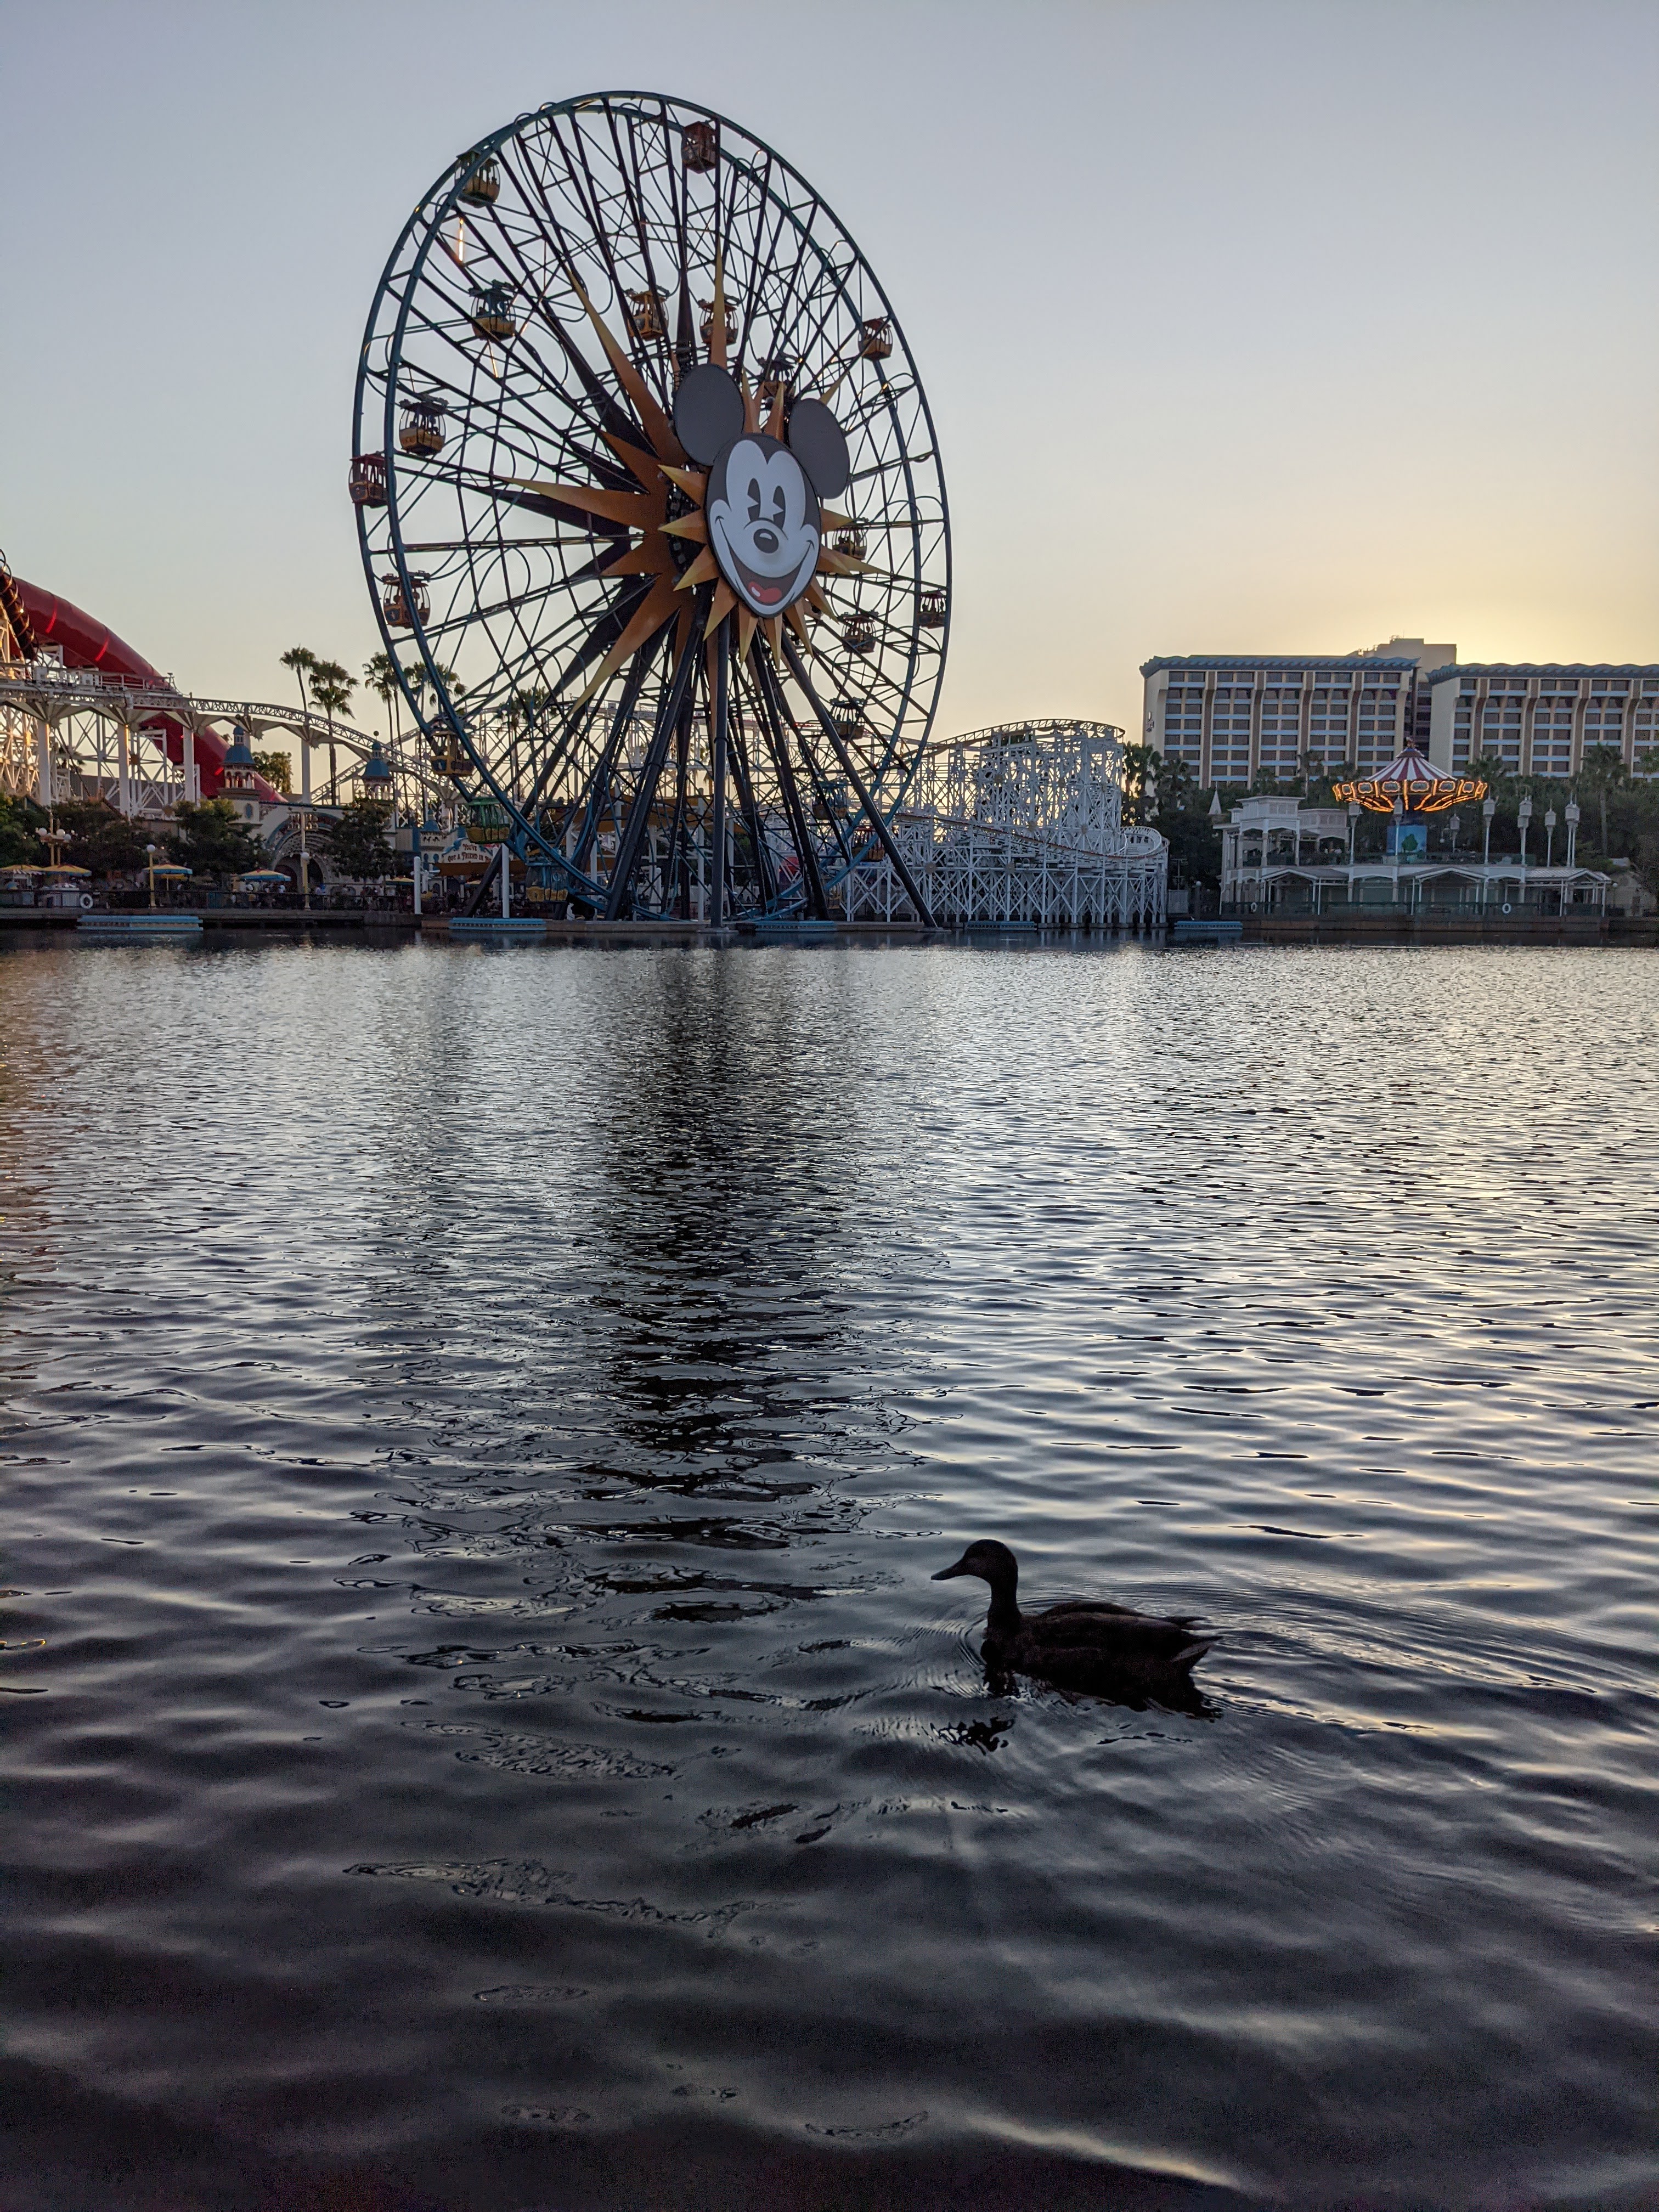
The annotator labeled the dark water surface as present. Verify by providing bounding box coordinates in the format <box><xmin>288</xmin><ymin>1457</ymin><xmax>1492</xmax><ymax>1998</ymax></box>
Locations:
<box><xmin>2</xmin><ymin>938</ymin><xmax>1655</xmax><ymax>2212</ymax></box>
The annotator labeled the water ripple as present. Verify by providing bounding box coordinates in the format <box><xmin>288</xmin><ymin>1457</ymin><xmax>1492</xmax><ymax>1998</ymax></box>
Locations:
<box><xmin>2</xmin><ymin>938</ymin><xmax>1656</xmax><ymax>2209</ymax></box>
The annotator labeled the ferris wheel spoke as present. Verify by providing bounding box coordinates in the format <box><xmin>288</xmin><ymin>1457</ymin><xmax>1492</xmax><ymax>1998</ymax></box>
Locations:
<box><xmin>608</xmin><ymin>107</ymin><xmax>682</xmax><ymax>399</ymax></box>
<box><xmin>548</xmin><ymin>115</ymin><xmax>645</xmax><ymax>353</ymax></box>
<box><xmin>462</xmin><ymin>585</ymin><xmax>613</xmax><ymax>701</ymax></box>
<box><xmin>498</xmin><ymin>147</ymin><xmax>648</xmax><ymax>452</ymax></box>
<box><xmin>719</xmin><ymin>155</ymin><xmax>776</xmax><ymax>382</ymax></box>
<box><xmin>451</xmin><ymin>204</ymin><xmax>641</xmax><ymax>460</ymax></box>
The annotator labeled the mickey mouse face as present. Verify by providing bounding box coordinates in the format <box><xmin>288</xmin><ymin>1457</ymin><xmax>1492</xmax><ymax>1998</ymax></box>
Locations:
<box><xmin>707</xmin><ymin>436</ymin><xmax>819</xmax><ymax>616</ymax></box>
<box><xmin>673</xmin><ymin>365</ymin><xmax>850</xmax><ymax>622</ymax></box>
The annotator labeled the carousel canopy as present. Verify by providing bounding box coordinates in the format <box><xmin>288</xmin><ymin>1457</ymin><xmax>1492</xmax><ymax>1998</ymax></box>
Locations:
<box><xmin>1333</xmin><ymin>745</ymin><xmax>1486</xmax><ymax>815</ymax></box>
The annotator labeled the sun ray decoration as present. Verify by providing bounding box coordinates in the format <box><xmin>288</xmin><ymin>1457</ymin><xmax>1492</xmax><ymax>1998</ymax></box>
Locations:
<box><xmin>352</xmin><ymin>92</ymin><xmax>950</xmax><ymax>921</ymax></box>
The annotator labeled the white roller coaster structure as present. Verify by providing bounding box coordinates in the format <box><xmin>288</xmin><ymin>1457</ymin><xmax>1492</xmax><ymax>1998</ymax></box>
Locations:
<box><xmin>0</xmin><ymin>657</ymin><xmax>438</xmax><ymax>817</ymax></box>
<box><xmin>840</xmin><ymin>719</ymin><xmax>1166</xmax><ymax>929</ymax></box>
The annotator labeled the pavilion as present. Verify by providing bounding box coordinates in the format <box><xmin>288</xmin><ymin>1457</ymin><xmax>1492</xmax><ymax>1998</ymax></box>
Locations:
<box><xmin>1218</xmin><ymin>746</ymin><xmax>1609</xmax><ymax>917</ymax></box>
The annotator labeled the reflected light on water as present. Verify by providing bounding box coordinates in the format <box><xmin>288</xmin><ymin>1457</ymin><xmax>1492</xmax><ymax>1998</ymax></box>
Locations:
<box><xmin>0</xmin><ymin>935</ymin><xmax>1656</xmax><ymax>2212</ymax></box>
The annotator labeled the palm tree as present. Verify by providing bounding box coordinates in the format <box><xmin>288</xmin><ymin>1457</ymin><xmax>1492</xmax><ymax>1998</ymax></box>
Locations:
<box><xmin>309</xmin><ymin>661</ymin><xmax>357</xmax><ymax>804</ymax></box>
<box><xmin>1577</xmin><ymin>742</ymin><xmax>1626</xmax><ymax>865</ymax></box>
<box><xmin>363</xmin><ymin>652</ymin><xmax>405</xmax><ymax>817</ymax></box>
<box><xmin>280</xmin><ymin>646</ymin><xmax>319</xmax><ymax>800</ymax></box>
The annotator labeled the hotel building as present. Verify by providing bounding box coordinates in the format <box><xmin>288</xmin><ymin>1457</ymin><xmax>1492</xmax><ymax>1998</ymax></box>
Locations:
<box><xmin>1141</xmin><ymin>640</ymin><xmax>1455</xmax><ymax>789</ymax></box>
<box><xmin>1426</xmin><ymin>664</ymin><xmax>1659</xmax><ymax>778</ymax></box>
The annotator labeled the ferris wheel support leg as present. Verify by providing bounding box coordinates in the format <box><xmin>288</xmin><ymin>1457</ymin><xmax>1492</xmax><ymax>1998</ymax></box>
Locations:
<box><xmin>604</xmin><ymin>624</ymin><xmax>702</xmax><ymax>920</ymax></box>
<box><xmin>710</xmin><ymin>627</ymin><xmax>728</xmax><ymax>928</ymax></box>
<box><xmin>751</xmin><ymin>656</ymin><xmax>828</xmax><ymax>919</ymax></box>
<box><xmin>780</xmin><ymin>636</ymin><xmax>935</xmax><ymax>929</ymax></box>
<box><xmin>725</xmin><ymin>710</ymin><xmax>776</xmax><ymax>910</ymax></box>
<box><xmin>570</xmin><ymin>647</ymin><xmax>653</xmax><ymax>887</ymax></box>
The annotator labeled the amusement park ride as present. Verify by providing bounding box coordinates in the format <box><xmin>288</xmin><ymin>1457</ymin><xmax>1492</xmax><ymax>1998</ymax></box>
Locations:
<box><xmin>0</xmin><ymin>565</ymin><xmax>434</xmax><ymax>874</ymax></box>
<box><xmin>350</xmin><ymin>90</ymin><xmax>1164</xmax><ymax>926</ymax></box>
<box><xmin>4</xmin><ymin>90</ymin><xmax>1166</xmax><ymax>927</ymax></box>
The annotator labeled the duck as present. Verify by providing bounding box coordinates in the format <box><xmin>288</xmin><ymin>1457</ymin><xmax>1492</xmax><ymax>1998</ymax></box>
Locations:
<box><xmin>933</xmin><ymin>1539</ymin><xmax>1215</xmax><ymax>1697</ymax></box>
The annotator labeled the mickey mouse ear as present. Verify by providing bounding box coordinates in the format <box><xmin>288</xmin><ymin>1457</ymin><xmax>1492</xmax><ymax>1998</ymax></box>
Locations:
<box><xmin>673</xmin><ymin>364</ymin><xmax>744</xmax><ymax>465</ymax></box>
<box><xmin>786</xmin><ymin>397</ymin><xmax>850</xmax><ymax>499</ymax></box>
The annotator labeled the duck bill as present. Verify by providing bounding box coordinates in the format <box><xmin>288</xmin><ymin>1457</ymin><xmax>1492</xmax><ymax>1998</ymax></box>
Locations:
<box><xmin>932</xmin><ymin>1556</ymin><xmax>973</xmax><ymax>1581</ymax></box>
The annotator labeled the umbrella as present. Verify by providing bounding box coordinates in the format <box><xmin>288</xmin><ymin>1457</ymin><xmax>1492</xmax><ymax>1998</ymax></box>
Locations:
<box><xmin>41</xmin><ymin>864</ymin><xmax>93</xmax><ymax>878</ymax></box>
<box><xmin>149</xmin><ymin>864</ymin><xmax>193</xmax><ymax>880</ymax></box>
<box><xmin>235</xmin><ymin>870</ymin><xmax>290</xmax><ymax>886</ymax></box>
<box><xmin>0</xmin><ymin>864</ymin><xmax>43</xmax><ymax>878</ymax></box>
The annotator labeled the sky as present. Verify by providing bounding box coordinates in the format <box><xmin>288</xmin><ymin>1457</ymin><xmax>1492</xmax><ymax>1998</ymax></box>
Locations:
<box><xmin>4</xmin><ymin>0</ymin><xmax>1655</xmax><ymax>765</ymax></box>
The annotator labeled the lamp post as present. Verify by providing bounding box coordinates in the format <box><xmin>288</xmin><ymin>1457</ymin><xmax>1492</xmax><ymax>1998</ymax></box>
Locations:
<box><xmin>1481</xmin><ymin>795</ymin><xmax>1496</xmax><ymax>909</ymax></box>
<box><xmin>1544</xmin><ymin>806</ymin><xmax>1556</xmax><ymax>868</ymax></box>
<box><xmin>1565</xmin><ymin>801</ymin><xmax>1579</xmax><ymax>870</ymax></box>
<box><xmin>1391</xmin><ymin>795</ymin><xmax>1404</xmax><ymax>909</ymax></box>
<box><xmin>145</xmin><ymin>842</ymin><xmax>158</xmax><ymax>910</ymax></box>
<box><xmin>1346</xmin><ymin>799</ymin><xmax>1360</xmax><ymax>906</ymax></box>
<box><xmin>413</xmin><ymin>810</ymin><xmax>442</xmax><ymax>917</ymax></box>
<box><xmin>298</xmin><ymin>809</ymin><xmax>312</xmax><ymax>914</ymax></box>
<box><xmin>1517</xmin><ymin>795</ymin><xmax>1533</xmax><ymax>875</ymax></box>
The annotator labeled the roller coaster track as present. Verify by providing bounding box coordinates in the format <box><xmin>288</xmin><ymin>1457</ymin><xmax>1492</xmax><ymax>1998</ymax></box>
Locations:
<box><xmin>0</xmin><ymin>663</ymin><xmax>442</xmax><ymax>812</ymax></box>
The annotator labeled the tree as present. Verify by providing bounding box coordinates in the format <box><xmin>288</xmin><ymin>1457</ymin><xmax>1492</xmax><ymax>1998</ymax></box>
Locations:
<box><xmin>1119</xmin><ymin>742</ymin><xmax>1159</xmax><ymax>827</ymax></box>
<box><xmin>364</xmin><ymin>651</ymin><xmax>408</xmax><ymax>806</ymax></box>
<box><xmin>1576</xmin><ymin>742</ymin><xmax>1626</xmax><ymax>862</ymax></box>
<box><xmin>1120</xmin><ymin>745</ymin><xmax>1221</xmax><ymax>896</ymax></box>
<box><xmin>166</xmin><ymin>798</ymin><xmax>262</xmax><ymax>882</ymax></box>
<box><xmin>280</xmin><ymin>645</ymin><xmax>319</xmax><ymax>800</ymax></box>
<box><xmin>364</xmin><ymin>650</ymin><xmax>400</xmax><ymax>735</ymax></box>
<box><xmin>309</xmin><ymin>659</ymin><xmax>356</xmax><ymax>803</ymax></box>
<box><xmin>58</xmin><ymin>800</ymin><xmax>148</xmax><ymax>878</ymax></box>
<box><xmin>252</xmin><ymin>748</ymin><xmax>291</xmax><ymax>794</ymax></box>
<box><xmin>0</xmin><ymin>792</ymin><xmax>44</xmax><ymax>866</ymax></box>
<box><xmin>280</xmin><ymin>646</ymin><xmax>318</xmax><ymax>719</ymax></box>
<box><xmin>321</xmin><ymin>794</ymin><xmax>393</xmax><ymax>881</ymax></box>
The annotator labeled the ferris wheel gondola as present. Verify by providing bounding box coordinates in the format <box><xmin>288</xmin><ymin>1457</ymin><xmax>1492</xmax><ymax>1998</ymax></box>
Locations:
<box><xmin>352</xmin><ymin>91</ymin><xmax>950</xmax><ymax>921</ymax></box>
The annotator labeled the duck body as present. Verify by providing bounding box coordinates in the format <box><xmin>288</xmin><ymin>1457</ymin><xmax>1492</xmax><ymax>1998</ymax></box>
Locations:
<box><xmin>934</xmin><ymin>1539</ymin><xmax>1214</xmax><ymax>1696</ymax></box>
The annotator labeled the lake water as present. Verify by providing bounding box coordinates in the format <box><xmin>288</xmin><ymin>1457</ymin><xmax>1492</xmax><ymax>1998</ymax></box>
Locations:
<box><xmin>2</xmin><ymin>936</ymin><xmax>1655</xmax><ymax>2212</ymax></box>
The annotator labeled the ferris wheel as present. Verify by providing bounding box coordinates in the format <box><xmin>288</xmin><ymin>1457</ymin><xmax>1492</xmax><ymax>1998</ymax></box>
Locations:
<box><xmin>351</xmin><ymin>91</ymin><xmax>949</xmax><ymax>921</ymax></box>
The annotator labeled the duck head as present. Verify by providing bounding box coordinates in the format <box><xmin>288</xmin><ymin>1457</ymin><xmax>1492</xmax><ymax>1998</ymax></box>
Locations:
<box><xmin>933</xmin><ymin>1539</ymin><xmax>1020</xmax><ymax>1625</ymax></box>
